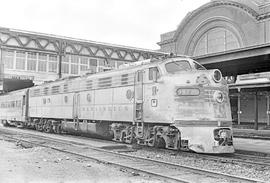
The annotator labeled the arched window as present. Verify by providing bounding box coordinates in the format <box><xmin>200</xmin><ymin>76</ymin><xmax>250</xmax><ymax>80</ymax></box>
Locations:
<box><xmin>194</xmin><ymin>28</ymin><xmax>240</xmax><ymax>56</ymax></box>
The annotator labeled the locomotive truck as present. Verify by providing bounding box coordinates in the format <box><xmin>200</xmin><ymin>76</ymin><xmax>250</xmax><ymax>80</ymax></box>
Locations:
<box><xmin>0</xmin><ymin>56</ymin><xmax>234</xmax><ymax>153</ymax></box>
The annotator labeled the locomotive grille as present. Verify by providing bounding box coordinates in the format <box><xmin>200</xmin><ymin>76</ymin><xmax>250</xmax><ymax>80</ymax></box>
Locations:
<box><xmin>86</xmin><ymin>80</ymin><xmax>93</xmax><ymax>90</ymax></box>
<box><xmin>63</xmin><ymin>84</ymin><xmax>69</xmax><ymax>92</ymax></box>
<box><xmin>51</xmin><ymin>85</ymin><xmax>60</xmax><ymax>94</ymax></box>
<box><xmin>33</xmin><ymin>89</ymin><xmax>40</xmax><ymax>97</ymax></box>
<box><xmin>43</xmin><ymin>87</ymin><xmax>49</xmax><ymax>95</ymax></box>
<box><xmin>121</xmin><ymin>74</ymin><xmax>129</xmax><ymax>85</ymax></box>
<box><xmin>98</xmin><ymin>77</ymin><xmax>112</xmax><ymax>88</ymax></box>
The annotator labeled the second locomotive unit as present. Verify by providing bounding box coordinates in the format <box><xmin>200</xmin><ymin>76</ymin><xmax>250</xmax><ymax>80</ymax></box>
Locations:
<box><xmin>0</xmin><ymin>56</ymin><xmax>234</xmax><ymax>153</ymax></box>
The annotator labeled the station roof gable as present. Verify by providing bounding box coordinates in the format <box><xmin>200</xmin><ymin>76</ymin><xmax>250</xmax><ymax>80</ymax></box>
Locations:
<box><xmin>159</xmin><ymin>0</ymin><xmax>270</xmax><ymax>46</ymax></box>
<box><xmin>0</xmin><ymin>27</ymin><xmax>167</xmax><ymax>62</ymax></box>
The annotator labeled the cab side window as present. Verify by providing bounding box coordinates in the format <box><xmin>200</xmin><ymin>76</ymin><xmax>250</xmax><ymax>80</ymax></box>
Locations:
<box><xmin>194</xmin><ymin>62</ymin><xmax>206</xmax><ymax>70</ymax></box>
<box><xmin>22</xmin><ymin>95</ymin><xmax>26</xmax><ymax>105</ymax></box>
<box><xmin>149</xmin><ymin>67</ymin><xmax>160</xmax><ymax>81</ymax></box>
<box><xmin>137</xmin><ymin>71</ymin><xmax>143</xmax><ymax>82</ymax></box>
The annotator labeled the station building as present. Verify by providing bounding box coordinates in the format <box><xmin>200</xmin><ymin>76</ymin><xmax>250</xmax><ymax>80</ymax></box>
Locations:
<box><xmin>0</xmin><ymin>27</ymin><xmax>165</xmax><ymax>92</ymax></box>
<box><xmin>158</xmin><ymin>0</ymin><xmax>270</xmax><ymax>128</ymax></box>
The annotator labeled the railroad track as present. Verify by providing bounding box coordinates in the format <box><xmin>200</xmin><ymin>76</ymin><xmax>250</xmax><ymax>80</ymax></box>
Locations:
<box><xmin>229</xmin><ymin>152</ymin><xmax>270</xmax><ymax>166</ymax></box>
<box><xmin>0</xmin><ymin>127</ymin><xmax>262</xmax><ymax>183</ymax></box>
<box><xmin>170</xmin><ymin>150</ymin><xmax>270</xmax><ymax>168</ymax></box>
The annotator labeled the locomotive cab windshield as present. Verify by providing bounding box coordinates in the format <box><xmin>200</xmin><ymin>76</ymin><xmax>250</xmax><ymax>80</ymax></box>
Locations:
<box><xmin>164</xmin><ymin>59</ymin><xmax>206</xmax><ymax>74</ymax></box>
<box><xmin>193</xmin><ymin>61</ymin><xmax>206</xmax><ymax>70</ymax></box>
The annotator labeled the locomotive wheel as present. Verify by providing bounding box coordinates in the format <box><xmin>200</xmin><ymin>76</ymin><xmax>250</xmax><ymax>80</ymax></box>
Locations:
<box><xmin>38</xmin><ymin>120</ymin><xmax>44</xmax><ymax>131</ymax></box>
<box><xmin>154</xmin><ymin>137</ymin><xmax>166</xmax><ymax>148</ymax></box>
<box><xmin>121</xmin><ymin>132</ymin><xmax>126</xmax><ymax>143</ymax></box>
<box><xmin>44</xmin><ymin>121</ymin><xmax>52</xmax><ymax>133</ymax></box>
<box><xmin>38</xmin><ymin>124</ymin><xmax>43</xmax><ymax>131</ymax></box>
<box><xmin>2</xmin><ymin>120</ymin><xmax>7</xmax><ymax>127</ymax></box>
<box><xmin>54</xmin><ymin>125</ymin><xmax>62</xmax><ymax>134</ymax></box>
<box><xmin>131</xmin><ymin>133</ymin><xmax>137</xmax><ymax>144</ymax></box>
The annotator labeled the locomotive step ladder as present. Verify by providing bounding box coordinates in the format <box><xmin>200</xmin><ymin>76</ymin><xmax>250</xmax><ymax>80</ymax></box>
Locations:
<box><xmin>135</xmin><ymin>102</ymin><xmax>144</xmax><ymax>138</ymax></box>
<box><xmin>135</xmin><ymin>102</ymin><xmax>143</xmax><ymax>121</ymax></box>
<box><xmin>134</xmin><ymin>70</ymin><xmax>144</xmax><ymax>138</ymax></box>
<box><xmin>73</xmin><ymin>92</ymin><xmax>80</xmax><ymax>131</ymax></box>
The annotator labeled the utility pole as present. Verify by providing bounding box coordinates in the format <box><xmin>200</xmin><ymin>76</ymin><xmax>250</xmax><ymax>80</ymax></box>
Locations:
<box><xmin>254</xmin><ymin>91</ymin><xmax>259</xmax><ymax>130</ymax></box>
<box><xmin>237</xmin><ymin>88</ymin><xmax>241</xmax><ymax>125</ymax></box>
<box><xmin>0</xmin><ymin>45</ymin><xmax>4</xmax><ymax>92</ymax></box>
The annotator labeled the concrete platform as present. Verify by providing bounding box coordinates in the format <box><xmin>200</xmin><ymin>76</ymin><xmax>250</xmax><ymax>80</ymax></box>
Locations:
<box><xmin>232</xmin><ymin>128</ymin><xmax>270</xmax><ymax>154</ymax></box>
<box><xmin>234</xmin><ymin>138</ymin><xmax>270</xmax><ymax>154</ymax></box>
<box><xmin>233</xmin><ymin>128</ymin><xmax>270</xmax><ymax>140</ymax></box>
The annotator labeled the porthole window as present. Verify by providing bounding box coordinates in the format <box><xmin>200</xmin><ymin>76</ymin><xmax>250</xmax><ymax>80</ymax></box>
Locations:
<box><xmin>64</xmin><ymin>96</ymin><xmax>68</xmax><ymax>103</ymax></box>
<box><xmin>47</xmin><ymin>98</ymin><xmax>51</xmax><ymax>103</ymax></box>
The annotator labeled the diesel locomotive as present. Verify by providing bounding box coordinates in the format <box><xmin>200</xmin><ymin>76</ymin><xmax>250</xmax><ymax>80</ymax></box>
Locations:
<box><xmin>0</xmin><ymin>56</ymin><xmax>234</xmax><ymax>153</ymax></box>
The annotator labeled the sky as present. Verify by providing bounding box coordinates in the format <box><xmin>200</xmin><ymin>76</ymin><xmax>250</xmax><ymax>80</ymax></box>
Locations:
<box><xmin>1</xmin><ymin>0</ymin><xmax>210</xmax><ymax>50</ymax></box>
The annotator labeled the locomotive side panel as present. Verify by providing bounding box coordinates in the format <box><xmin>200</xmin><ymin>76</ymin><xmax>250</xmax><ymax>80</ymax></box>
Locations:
<box><xmin>29</xmin><ymin>92</ymin><xmax>74</xmax><ymax>119</ymax></box>
<box><xmin>80</xmin><ymin>90</ymin><xmax>95</xmax><ymax>120</ymax></box>
<box><xmin>61</xmin><ymin>93</ymin><xmax>75</xmax><ymax>119</ymax></box>
<box><xmin>93</xmin><ymin>88</ymin><xmax>113</xmax><ymax>120</ymax></box>
<box><xmin>141</xmin><ymin>66</ymin><xmax>174</xmax><ymax>124</ymax></box>
<box><xmin>111</xmin><ymin>86</ymin><xmax>134</xmax><ymax>122</ymax></box>
<box><xmin>50</xmin><ymin>94</ymin><xmax>73</xmax><ymax>119</ymax></box>
<box><xmin>143</xmin><ymin>81</ymin><xmax>174</xmax><ymax>124</ymax></box>
<box><xmin>29</xmin><ymin>94</ymin><xmax>38</xmax><ymax>117</ymax></box>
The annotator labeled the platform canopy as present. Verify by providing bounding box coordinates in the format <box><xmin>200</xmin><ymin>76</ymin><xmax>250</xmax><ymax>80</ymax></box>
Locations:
<box><xmin>193</xmin><ymin>43</ymin><xmax>270</xmax><ymax>76</ymax></box>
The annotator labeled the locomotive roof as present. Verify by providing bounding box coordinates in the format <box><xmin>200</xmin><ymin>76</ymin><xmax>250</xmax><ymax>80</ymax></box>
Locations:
<box><xmin>0</xmin><ymin>87</ymin><xmax>28</xmax><ymax>96</ymax></box>
<box><xmin>80</xmin><ymin>56</ymin><xmax>191</xmax><ymax>77</ymax></box>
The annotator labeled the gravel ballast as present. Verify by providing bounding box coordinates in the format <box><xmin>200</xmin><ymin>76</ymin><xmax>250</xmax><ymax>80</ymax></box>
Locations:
<box><xmin>123</xmin><ymin>147</ymin><xmax>270</xmax><ymax>182</ymax></box>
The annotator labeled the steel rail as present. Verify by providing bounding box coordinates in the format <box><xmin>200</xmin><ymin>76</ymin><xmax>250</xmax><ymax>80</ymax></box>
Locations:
<box><xmin>173</xmin><ymin>150</ymin><xmax>270</xmax><ymax>168</ymax></box>
<box><xmin>0</xmin><ymin>128</ymin><xmax>262</xmax><ymax>183</ymax></box>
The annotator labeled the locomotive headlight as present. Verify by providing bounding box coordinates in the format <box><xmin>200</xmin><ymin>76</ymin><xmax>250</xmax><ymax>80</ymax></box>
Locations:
<box><xmin>213</xmin><ymin>91</ymin><xmax>224</xmax><ymax>103</ymax></box>
<box><xmin>212</xmin><ymin>69</ymin><xmax>222</xmax><ymax>83</ymax></box>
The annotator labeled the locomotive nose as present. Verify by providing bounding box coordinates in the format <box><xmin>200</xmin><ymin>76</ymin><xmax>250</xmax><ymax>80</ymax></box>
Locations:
<box><xmin>195</xmin><ymin>69</ymin><xmax>225</xmax><ymax>87</ymax></box>
<box><xmin>196</xmin><ymin>73</ymin><xmax>210</xmax><ymax>85</ymax></box>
